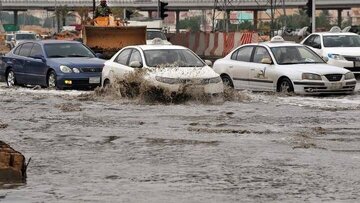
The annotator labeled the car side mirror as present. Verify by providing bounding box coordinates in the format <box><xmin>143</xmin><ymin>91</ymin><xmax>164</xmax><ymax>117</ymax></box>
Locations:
<box><xmin>322</xmin><ymin>56</ymin><xmax>329</xmax><ymax>62</ymax></box>
<box><xmin>261</xmin><ymin>57</ymin><xmax>272</xmax><ymax>64</ymax></box>
<box><xmin>129</xmin><ymin>61</ymin><xmax>142</xmax><ymax>68</ymax></box>
<box><xmin>32</xmin><ymin>55</ymin><xmax>46</xmax><ymax>62</ymax></box>
<box><xmin>204</xmin><ymin>60</ymin><xmax>212</xmax><ymax>67</ymax></box>
<box><xmin>95</xmin><ymin>53</ymin><xmax>103</xmax><ymax>59</ymax></box>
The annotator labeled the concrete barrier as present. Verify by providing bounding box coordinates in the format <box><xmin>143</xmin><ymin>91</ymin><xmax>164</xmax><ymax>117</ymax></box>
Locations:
<box><xmin>168</xmin><ymin>31</ymin><xmax>259</xmax><ymax>58</ymax></box>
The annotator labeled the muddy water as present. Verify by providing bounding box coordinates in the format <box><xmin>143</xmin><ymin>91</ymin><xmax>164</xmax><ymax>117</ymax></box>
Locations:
<box><xmin>1</xmin><ymin>83</ymin><xmax>360</xmax><ymax>202</ymax></box>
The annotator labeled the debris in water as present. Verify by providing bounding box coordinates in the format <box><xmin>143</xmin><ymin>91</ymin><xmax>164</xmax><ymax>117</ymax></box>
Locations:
<box><xmin>55</xmin><ymin>103</ymin><xmax>82</xmax><ymax>112</ymax></box>
<box><xmin>0</xmin><ymin>121</ymin><xmax>8</xmax><ymax>129</ymax></box>
<box><xmin>0</xmin><ymin>141</ymin><xmax>27</xmax><ymax>184</ymax></box>
<box><xmin>145</xmin><ymin>137</ymin><xmax>219</xmax><ymax>146</ymax></box>
<box><xmin>312</xmin><ymin>127</ymin><xmax>327</xmax><ymax>135</ymax></box>
<box><xmin>223</xmin><ymin>87</ymin><xmax>250</xmax><ymax>102</ymax></box>
<box><xmin>32</xmin><ymin>85</ymin><xmax>42</xmax><ymax>90</ymax></box>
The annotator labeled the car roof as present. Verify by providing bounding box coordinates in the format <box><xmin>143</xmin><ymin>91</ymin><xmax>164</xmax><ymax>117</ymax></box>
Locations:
<box><xmin>133</xmin><ymin>44</ymin><xmax>187</xmax><ymax>50</ymax></box>
<box><xmin>254</xmin><ymin>41</ymin><xmax>303</xmax><ymax>48</ymax></box>
<box><xmin>34</xmin><ymin>40</ymin><xmax>81</xmax><ymax>45</ymax></box>
<box><xmin>312</xmin><ymin>32</ymin><xmax>359</xmax><ymax>36</ymax></box>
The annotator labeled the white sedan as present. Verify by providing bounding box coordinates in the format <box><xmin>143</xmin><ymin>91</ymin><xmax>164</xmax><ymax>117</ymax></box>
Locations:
<box><xmin>301</xmin><ymin>32</ymin><xmax>360</xmax><ymax>74</ymax></box>
<box><xmin>213</xmin><ymin>37</ymin><xmax>357</xmax><ymax>95</ymax></box>
<box><xmin>102</xmin><ymin>44</ymin><xmax>223</xmax><ymax>96</ymax></box>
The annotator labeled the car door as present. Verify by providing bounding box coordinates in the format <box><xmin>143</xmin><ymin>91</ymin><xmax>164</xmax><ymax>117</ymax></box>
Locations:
<box><xmin>303</xmin><ymin>34</ymin><xmax>322</xmax><ymax>56</ymax></box>
<box><xmin>26</xmin><ymin>43</ymin><xmax>48</xmax><ymax>86</ymax></box>
<box><xmin>128</xmin><ymin>49</ymin><xmax>143</xmax><ymax>67</ymax></box>
<box><xmin>228</xmin><ymin>46</ymin><xmax>254</xmax><ymax>90</ymax></box>
<box><xmin>111</xmin><ymin>48</ymin><xmax>133</xmax><ymax>79</ymax></box>
<box><xmin>7</xmin><ymin>45</ymin><xmax>24</xmax><ymax>84</ymax></box>
<box><xmin>249</xmin><ymin>46</ymin><xmax>275</xmax><ymax>91</ymax></box>
<box><xmin>15</xmin><ymin>43</ymin><xmax>33</xmax><ymax>84</ymax></box>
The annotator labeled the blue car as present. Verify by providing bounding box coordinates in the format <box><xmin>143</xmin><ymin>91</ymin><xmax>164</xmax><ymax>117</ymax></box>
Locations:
<box><xmin>0</xmin><ymin>40</ymin><xmax>105</xmax><ymax>89</ymax></box>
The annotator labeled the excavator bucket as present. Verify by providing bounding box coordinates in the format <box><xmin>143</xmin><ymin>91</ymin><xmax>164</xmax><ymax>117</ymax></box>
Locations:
<box><xmin>83</xmin><ymin>25</ymin><xmax>146</xmax><ymax>58</ymax></box>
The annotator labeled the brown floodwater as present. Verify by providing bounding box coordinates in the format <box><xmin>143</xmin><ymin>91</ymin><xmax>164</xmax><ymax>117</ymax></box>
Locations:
<box><xmin>1</xmin><ymin>82</ymin><xmax>360</xmax><ymax>202</ymax></box>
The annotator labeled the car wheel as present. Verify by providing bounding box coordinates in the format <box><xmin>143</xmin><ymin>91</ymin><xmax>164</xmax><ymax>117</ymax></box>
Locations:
<box><xmin>6</xmin><ymin>69</ymin><xmax>17</xmax><ymax>87</ymax></box>
<box><xmin>103</xmin><ymin>79</ymin><xmax>110</xmax><ymax>88</ymax></box>
<box><xmin>47</xmin><ymin>70</ymin><xmax>57</xmax><ymax>89</ymax></box>
<box><xmin>278</xmin><ymin>78</ymin><xmax>294</xmax><ymax>93</ymax></box>
<box><xmin>221</xmin><ymin>75</ymin><xmax>234</xmax><ymax>88</ymax></box>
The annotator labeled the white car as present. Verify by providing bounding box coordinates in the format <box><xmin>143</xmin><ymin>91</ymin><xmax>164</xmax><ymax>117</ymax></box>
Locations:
<box><xmin>102</xmin><ymin>44</ymin><xmax>223</xmax><ymax>96</ymax></box>
<box><xmin>213</xmin><ymin>37</ymin><xmax>357</xmax><ymax>95</ymax></box>
<box><xmin>146</xmin><ymin>29</ymin><xmax>171</xmax><ymax>45</ymax></box>
<box><xmin>301</xmin><ymin>32</ymin><xmax>360</xmax><ymax>74</ymax></box>
<box><xmin>11</xmin><ymin>31</ymin><xmax>37</xmax><ymax>49</ymax></box>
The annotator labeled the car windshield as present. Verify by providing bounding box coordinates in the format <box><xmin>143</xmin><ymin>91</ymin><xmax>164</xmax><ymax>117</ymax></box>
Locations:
<box><xmin>15</xmin><ymin>34</ymin><xmax>36</xmax><ymax>40</ymax></box>
<box><xmin>44</xmin><ymin>43</ymin><xmax>95</xmax><ymax>58</ymax></box>
<box><xmin>271</xmin><ymin>46</ymin><xmax>325</xmax><ymax>65</ymax></box>
<box><xmin>146</xmin><ymin>31</ymin><xmax>167</xmax><ymax>40</ymax></box>
<box><xmin>323</xmin><ymin>35</ymin><xmax>360</xmax><ymax>47</ymax></box>
<box><xmin>6</xmin><ymin>35</ymin><xmax>13</xmax><ymax>41</ymax></box>
<box><xmin>144</xmin><ymin>49</ymin><xmax>205</xmax><ymax>67</ymax></box>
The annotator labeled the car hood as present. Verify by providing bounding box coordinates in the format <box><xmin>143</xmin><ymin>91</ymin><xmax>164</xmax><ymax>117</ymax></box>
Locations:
<box><xmin>323</xmin><ymin>47</ymin><xmax>360</xmax><ymax>56</ymax></box>
<box><xmin>279</xmin><ymin>63</ymin><xmax>350</xmax><ymax>75</ymax></box>
<box><xmin>48</xmin><ymin>57</ymin><xmax>105</xmax><ymax>67</ymax></box>
<box><xmin>146</xmin><ymin>66</ymin><xmax>219</xmax><ymax>79</ymax></box>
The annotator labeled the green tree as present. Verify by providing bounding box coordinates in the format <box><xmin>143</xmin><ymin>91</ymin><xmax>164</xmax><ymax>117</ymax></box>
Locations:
<box><xmin>75</xmin><ymin>7</ymin><xmax>91</xmax><ymax>24</ymax></box>
<box><xmin>54</xmin><ymin>5</ymin><xmax>70</xmax><ymax>27</ymax></box>
<box><xmin>316</xmin><ymin>11</ymin><xmax>332</xmax><ymax>30</ymax></box>
<box><xmin>0</xmin><ymin>11</ymin><xmax>41</xmax><ymax>25</ymax></box>
<box><xmin>276</xmin><ymin>10</ymin><xmax>310</xmax><ymax>30</ymax></box>
<box><xmin>178</xmin><ymin>16</ymin><xmax>201</xmax><ymax>32</ymax></box>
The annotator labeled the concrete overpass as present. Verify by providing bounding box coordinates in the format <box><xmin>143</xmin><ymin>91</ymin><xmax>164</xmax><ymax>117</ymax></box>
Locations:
<box><xmin>1</xmin><ymin>0</ymin><xmax>359</xmax><ymax>29</ymax></box>
<box><xmin>1</xmin><ymin>0</ymin><xmax>360</xmax><ymax>11</ymax></box>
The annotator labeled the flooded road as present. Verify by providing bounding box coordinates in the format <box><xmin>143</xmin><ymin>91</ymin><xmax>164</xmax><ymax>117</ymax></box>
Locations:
<box><xmin>1</xmin><ymin>82</ymin><xmax>360</xmax><ymax>202</ymax></box>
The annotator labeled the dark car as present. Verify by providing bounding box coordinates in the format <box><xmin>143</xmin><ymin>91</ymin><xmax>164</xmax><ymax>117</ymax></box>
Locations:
<box><xmin>0</xmin><ymin>40</ymin><xmax>105</xmax><ymax>89</ymax></box>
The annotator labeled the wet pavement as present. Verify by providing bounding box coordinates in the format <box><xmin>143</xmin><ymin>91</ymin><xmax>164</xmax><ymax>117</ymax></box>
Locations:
<box><xmin>1</xmin><ymin>82</ymin><xmax>360</xmax><ymax>202</ymax></box>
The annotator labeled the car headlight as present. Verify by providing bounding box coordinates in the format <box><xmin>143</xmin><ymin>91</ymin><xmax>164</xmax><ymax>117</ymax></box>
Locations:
<box><xmin>203</xmin><ymin>76</ymin><xmax>222</xmax><ymax>84</ymax></box>
<box><xmin>327</xmin><ymin>53</ymin><xmax>345</xmax><ymax>60</ymax></box>
<box><xmin>302</xmin><ymin>73</ymin><xmax>322</xmax><ymax>80</ymax></box>
<box><xmin>155</xmin><ymin>76</ymin><xmax>180</xmax><ymax>84</ymax></box>
<box><xmin>345</xmin><ymin>72</ymin><xmax>355</xmax><ymax>80</ymax></box>
<box><xmin>60</xmin><ymin>65</ymin><xmax>72</xmax><ymax>73</ymax></box>
<box><xmin>73</xmin><ymin>68</ymin><xmax>80</xmax><ymax>74</ymax></box>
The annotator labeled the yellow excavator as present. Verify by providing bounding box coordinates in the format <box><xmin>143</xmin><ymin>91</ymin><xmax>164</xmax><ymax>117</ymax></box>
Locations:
<box><xmin>82</xmin><ymin>16</ymin><xmax>146</xmax><ymax>58</ymax></box>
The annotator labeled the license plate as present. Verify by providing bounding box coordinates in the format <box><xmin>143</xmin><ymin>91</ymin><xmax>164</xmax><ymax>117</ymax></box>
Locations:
<box><xmin>355</xmin><ymin>61</ymin><xmax>360</xmax><ymax>67</ymax></box>
<box><xmin>329</xmin><ymin>82</ymin><xmax>342</xmax><ymax>90</ymax></box>
<box><xmin>89</xmin><ymin>77</ymin><xmax>100</xmax><ymax>84</ymax></box>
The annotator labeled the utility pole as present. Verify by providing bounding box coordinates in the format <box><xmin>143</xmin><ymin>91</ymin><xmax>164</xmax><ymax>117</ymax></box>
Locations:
<box><xmin>93</xmin><ymin>0</ymin><xmax>96</xmax><ymax>18</ymax></box>
<box><xmin>0</xmin><ymin>0</ymin><xmax>3</xmax><ymax>33</ymax></box>
<box><xmin>270</xmin><ymin>0</ymin><xmax>274</xmax><ymax>37</ymax></box>
<box><xmin>157</xmin><ymin>0</ymin><xmax>160</xmax><ymax>19</ymax></box>
<box><xmin>224</xmin><ymin>0</ymin><xmax>228</xmax><ymax>33</ymax></box>
<box><xmin>212</xmin><ymin>0</ymin><xmax>217</xmax><ymax>32</ymax></box>
<box><xmin>55</xmin><ymin>0</ymin><xmax>59</xmax><ymax>33</ymax></box>
<box><xmin>312</xmin><ymin>0</ymin><xmax>315</xmax><ymax>33</ymax></box>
